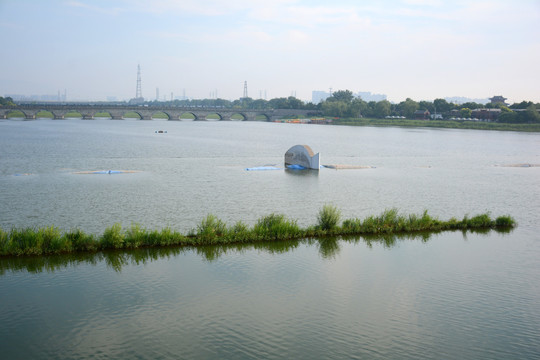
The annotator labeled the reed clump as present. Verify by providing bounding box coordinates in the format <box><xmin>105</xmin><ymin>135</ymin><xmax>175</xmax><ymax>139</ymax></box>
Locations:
<box><xmin>317</xmin><ymin>204</ymin><xmax>342</xmax><ymax>231</ymax></box>
<box><xmin>0</xmin><ymin>208</ymin><xmax>516</xmax><ymax>257</ymax></box>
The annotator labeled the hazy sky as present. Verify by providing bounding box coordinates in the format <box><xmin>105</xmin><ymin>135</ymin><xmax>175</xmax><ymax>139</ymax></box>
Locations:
<box><xmin>1</xmin><ymin>0</ymin><xmax>539</xmax><ymax>103</ymax></box>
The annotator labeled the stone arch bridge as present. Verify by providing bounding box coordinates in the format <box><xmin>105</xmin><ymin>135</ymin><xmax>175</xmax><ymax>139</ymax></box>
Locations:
<box><xmin>1</xmin><ymin>104</ymin><xmax>320</xmax><ymax>121</ymax></box>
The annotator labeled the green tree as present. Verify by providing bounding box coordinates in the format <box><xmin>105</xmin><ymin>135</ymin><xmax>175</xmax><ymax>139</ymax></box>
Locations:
<box><xmin>497</xmin><ymin>112</ymin><xmax>518</xmax><ymax>123</ymax></box>
<box><xmin>0</xmin><ymin>96</ymin><xmax>15</xmax><ymax>107</ymax></box>
<box><xmin>374</xmin><ymin>100</ymin><xmax>392</xmax><ymax>118</ymax></box>
<box><xmin>350</xmin><ymin>98</ymin><xmax>367</xmax><ymax>117</ymax></box>
<box><xmin>251</xmin><ymin>99</ymin><xmax>268</xmax><ymax>109</ymax></box>
<box><xmin>269</xmin><ymin>97</ymin><xmax>290</xmax><ymax>109</ymax></box>
<box><xmin>287</xmin><ymin>96</ymin><xmax>304</xmax><ymax>109</ymax></box>
<box><xmin>322</xmin><ymin>101</ymin><xmax>348</xmax><ymax>117</ymax></box>
<box><xmin>460</xmin><ymin>108</ymin><xmax>472</xmax><ymax>118</ymax></box>
<box><xmin>509</xmin><ymin>100</ymin><xmax>534</xmax><ymax>109</ymax></box>
<box><xmin>461</xmin><ymin>102</ymin><xmax>482</xmax><ymax>110</ymax></box>
<box><xmin>433</xmin><ymin>98</ymin><xmax>453</xmax><ymax>113</ymax></box>
<box><xmin>418</xmin><ymin>100</ymin><xmax>434</xmax><ymax>113</ymax></box>
<box><xmin>524</xmin><ymin>104</ymin><xmax>540</xmax><ymax>123</ymax></box>
<box><xmin>329</xmin><ymin>90</ymin><xmax>354</xmax><ymax>103</ymax></box>
<box><xmin>399</xmin><ymin>98</ymin><xmax>419</xmax><ymax>118</ymax></box>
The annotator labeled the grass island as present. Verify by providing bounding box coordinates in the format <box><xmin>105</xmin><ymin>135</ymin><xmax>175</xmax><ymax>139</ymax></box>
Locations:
<box><xmin>0</xmin><ymin>207</ymin><xmax>516</xmax><ymax>257</ymax></box>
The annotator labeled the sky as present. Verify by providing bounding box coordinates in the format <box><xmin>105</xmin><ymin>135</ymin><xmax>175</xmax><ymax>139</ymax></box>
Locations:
<box><xmin>1</xmin><ymin>0</ymin><xmax>539</xmax><ymax>103</ymax></box>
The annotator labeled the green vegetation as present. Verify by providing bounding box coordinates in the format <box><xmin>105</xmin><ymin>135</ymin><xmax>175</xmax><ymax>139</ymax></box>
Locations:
<box><xmin>206</xmin><ymin>113</ymin><xmax>221</xmax><ymax>120</ymax></box>
<box><xmin>6</xmin><ymin>110</ymin><xmax>25</xmax><ymax>118</ymax></box>
<box><xmin>94</xmin><ymin>112</ymin><xmax>112</xmax><ymax>118</ymax></box>
<box><xmin>231</xmin><ymin>113</ymin><xmax>245</xmax><ymax>120</ymax></box>
<box><xmin>0</xmin><ymin>96</ymin><xmax>16</xmax><ymax>107</ymax></box>
<box><xmin>179</xmin><ymin>112</ymin><xmax>196</xmax><ymax>120</ymax></box>
<box><xmin>332</xmin><ymin>117</ymin><xmax>540</xmax><ymax>132</ymax></box>
<box><xmin>36</xmin><ymin>110</ymin><xmax>54</xmax><ymax>118</ymax></box>
<box><xmin>0</xmin><ymin>208</ymin><xmax>516</xmax><ymax>257</ymax></box>
<box><xmin>123</xmin><ymin>111</ymin><xmax>142</xmax><ymax>119</ymax></box>
<box><xmin>152</xmin><ymin>111</ymin><xmax>169</xmax><ymax>119</ymax></box>
<box><xmin>317</xmin><ymin>204</ymin><xmax>342</xmax><ymax>231</ymax></box>
<box><xmin>64</xmin><ymin>111</ymin><xmax>82</xmax><ymax>118</ymax></box>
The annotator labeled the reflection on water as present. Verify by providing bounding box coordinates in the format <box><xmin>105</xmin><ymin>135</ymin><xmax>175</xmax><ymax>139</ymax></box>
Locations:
<box><xmin>0</xmin><ymin>228</ymin><xmax>512</xmax><ymax>274</ymax></box>
<box><xmin>284</xmin><ymin>168</ymin><xmax>320</xmax><ymax>177</ymax></box>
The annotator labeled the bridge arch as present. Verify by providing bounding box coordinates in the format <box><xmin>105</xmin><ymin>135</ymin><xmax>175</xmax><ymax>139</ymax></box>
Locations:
<box><xmin>230</xmin><ymin>113</ymin><xmax>247</xmax><ymax>121</ymax></box>
<box><xmin>64</xmin><ymin>110</ymin><xmax>83</xmax><ymax>119</ymax></box>
<box><xmin>179</xmin><ymin>112</ymin><xmax>196</xmax><ymax>121</ymax></box>
<box><xmin>255</xmin><ymin>113</ymin><xmax>271</xmax><ymax>122</ymax></box>
<box><xmin>151</xmin><ymin>111</ymin><xmax>172</xmax><ymax>120</ymax></box>
<box><xmin>93</xmin><ymin>111</ymin><xmax>112</xmax><ymax>119</ymax></box>
<box><xmin>2</xmin><ymin>105</ymin><xmax>318</xmax><ymax>122</ymax></box>
<box><xmin>160</xmin><ymin>111</ymin><xmax>179</xmax><ymax>120</ymax></box>
<box><xmin>5</xmin><ymin>109</ymin><xmax>28</xmax><ymax>119</ymax></box>
<box><xmin>35</xmin><ymin>110</ymin><xmax>54</xmax><ymax>119</ymax></box>
<box><xmin>123</xmin><ymin>111</ymin><xmax>142</xmax><ymax>120</ymax></box>
<box><xmin>205</xmin><ymin>112</ymin><xmax>223</xmax><ymax>121</ymax></box>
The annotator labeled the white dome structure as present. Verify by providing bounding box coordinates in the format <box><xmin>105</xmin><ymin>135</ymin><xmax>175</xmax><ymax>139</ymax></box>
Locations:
<box><xmin>284</xmin><ymin>145</ymin><xmax>320</xmax><ymax>170</ymax></box>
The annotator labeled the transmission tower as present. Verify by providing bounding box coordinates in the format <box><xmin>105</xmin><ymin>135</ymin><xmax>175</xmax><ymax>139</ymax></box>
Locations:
<box><xmin>243</xmin><ymin>81</ymin><xmax>248</xmax><ymax>99</ymax></box>
<box><xmin>136</xmin><ymin>64</ymin><xmax>142</xmax><ymax>99</ymax></box>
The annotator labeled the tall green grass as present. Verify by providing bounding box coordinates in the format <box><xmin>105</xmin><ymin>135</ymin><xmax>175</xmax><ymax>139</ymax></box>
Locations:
<box><xmin>317</xmin><ymin>204</ymin><xmax>341</xmax><ymax>231</ymax></box>
<box><xmin>0</xmin><ymin>209</ymin><xmax>516</xmax><ymax>257</ymax></box>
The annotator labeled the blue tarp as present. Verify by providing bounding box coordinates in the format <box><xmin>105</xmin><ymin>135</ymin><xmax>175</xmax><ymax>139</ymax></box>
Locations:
<box><xmin>91</xmin><ymin>170</ymin><xmax>124</xmax><ymax>174</ymax></box>
<box><xmin>286</xmin><ymin>164</ymin><xmax>308</xmax><ymax>170</ymax></box>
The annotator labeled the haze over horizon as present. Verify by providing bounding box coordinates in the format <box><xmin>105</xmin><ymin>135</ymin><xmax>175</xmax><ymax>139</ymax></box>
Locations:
<box><xmin>1</xmin><ymin>0</ymin><xmax>539</xmax><ymax>104</ymax></box>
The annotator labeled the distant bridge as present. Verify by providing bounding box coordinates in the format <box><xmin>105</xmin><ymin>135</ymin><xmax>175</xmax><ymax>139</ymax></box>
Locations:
<box><xmin>1</xmin><ymin>104</ymin><xmax>321</xmax><ymax>121</ymax></box>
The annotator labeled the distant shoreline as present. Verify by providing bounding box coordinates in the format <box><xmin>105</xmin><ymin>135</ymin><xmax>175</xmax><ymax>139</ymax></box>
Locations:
<box><xmin>3</xmin><ymin>112</ymin><xmax>539</xmax><ymax>132</ymax></box>
<box><xmin>331</xmin><ymin>117</ymin><xmax>540</xmax><ymax>132</ymax></box>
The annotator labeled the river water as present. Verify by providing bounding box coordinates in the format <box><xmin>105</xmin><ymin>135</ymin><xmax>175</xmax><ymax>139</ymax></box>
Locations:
<box><xmin>1</xmin><ymin>118</ymin><xmax>539</xmax><ymax>359</ymax></box>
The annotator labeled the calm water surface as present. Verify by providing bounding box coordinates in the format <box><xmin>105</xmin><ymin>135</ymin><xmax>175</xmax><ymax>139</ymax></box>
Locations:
<box><xmin>1</xmin><ymin>119</ymin><xmax>539</xmax><ymax>359</ymax></box>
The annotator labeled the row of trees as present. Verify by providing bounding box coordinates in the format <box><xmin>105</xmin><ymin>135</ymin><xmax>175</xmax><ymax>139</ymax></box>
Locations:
<box><xmin>0</xmin><ymin>96</ymin><xmax>15</xmax><ymax>107</ymax></box>
<box><xmin>5</xmin><ymin>92</ymin><xmax>539</xmax><ymax>123</ymax></box>
<box><xmin>146</xmin><ymin>90</ymin><xmax>539</xmax><ymax>123</ymax></box>
<box><xmin>320</xmin><ymin>90</ymin><xmax>540</xmax><ymax>122</ymax></box>
<box><xmin>146</xmin><ymin>96</ymin><xmax>318</xmax><ymax>110</ymax></box>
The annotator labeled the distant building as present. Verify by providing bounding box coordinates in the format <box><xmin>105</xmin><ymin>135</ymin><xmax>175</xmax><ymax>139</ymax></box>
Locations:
<box><xmin>414</xmin><ymin>109</ymin><xmax>430</xmax><ymax>120</ymax></box>
<box><xmin>312</xmin><ymin>91</ymin><xmax>331</xmax><ymax>104</ymax></box>
<box><xmin>471</xmin><ymin>108</ymin><xmax>501</xmax><ymax>121</ymax></box>
<box><xmin>445</xmin><ymin>96</ymin><xmax>489</xmax><ymax>105</ymax></box>
<box><xmin>312</xmin><ymin>90</ymin><xmax>387</xmax><ymax>103</ymax></box>
<box><xmin>489</xmin><ymin>95</ymin><xmax>507</xmax><ymax>105</ymax></box>
<box><xmin>128</xmin><ymin>97</ymin><xmax>145</xmax><ymax>105</ymax></box>
<box><xmin>356</xmin><ymin>91</ymin><xmax>387</xmax><ymax>102</ymax></box>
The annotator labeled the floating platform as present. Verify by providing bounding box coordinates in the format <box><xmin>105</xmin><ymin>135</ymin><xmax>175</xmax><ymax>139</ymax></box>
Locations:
<box><xmin>322</xmin><ymin>165</ymin><xmax>374</xmax><ymax>170</ymax></box>
<box><xmin>73</xmin><ymin>170</ymin><xmax>141</xmax><ymax>174</ymax></box>
<box><xmin>496</xmin><ymin>163</ymin><xmax>539</xmax><ymax>168</ymax></box>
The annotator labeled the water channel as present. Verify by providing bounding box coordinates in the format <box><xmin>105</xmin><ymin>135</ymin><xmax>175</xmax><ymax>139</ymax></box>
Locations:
<box><xmin>1</xmin><ymin>119</ymin><xmax>539</xmax><ymax>359</ymax></box>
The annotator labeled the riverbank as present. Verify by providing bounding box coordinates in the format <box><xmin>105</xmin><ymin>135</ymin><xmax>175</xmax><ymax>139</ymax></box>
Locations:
<box><xmin>0</xmin><ymin>208</ymin><xmax>515</xmax><ymax>257</ymax></box>
<box><xmin>332</xmin><ymin>117</ymin><xmax>540</xmax><ymax>132</ymax></box>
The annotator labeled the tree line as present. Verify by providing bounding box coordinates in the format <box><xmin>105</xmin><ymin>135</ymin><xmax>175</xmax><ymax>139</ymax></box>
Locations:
<box><xmin>4</xmin><ymin>92</ymin><xmax>539</xmax><ymax>123</ymax></box>
<box><xmin>0</xmin><ymin>96</ymin><xmax>16</xmax><ymax>107</ymax></box>
<box><xmin>146</xmin><ymin>90</ymin><xmax>539</xmax><ymax>123</ymax></box>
